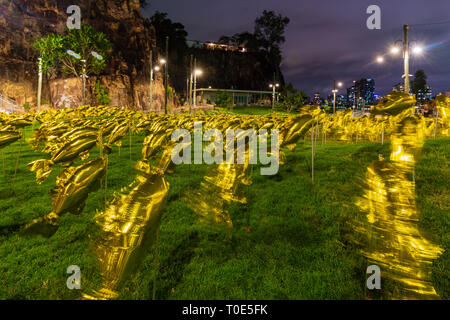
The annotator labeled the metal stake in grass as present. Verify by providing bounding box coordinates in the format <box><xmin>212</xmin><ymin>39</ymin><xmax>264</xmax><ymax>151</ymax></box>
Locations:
<box><xmin>129</xmin><ymin>126</ymin><xmax>132</xmax><ymax>161</ymax></box>
<box><xmin>433</xmin><ymin>110</ymin><xmax>438</xmax><ymax>139</ymax></box>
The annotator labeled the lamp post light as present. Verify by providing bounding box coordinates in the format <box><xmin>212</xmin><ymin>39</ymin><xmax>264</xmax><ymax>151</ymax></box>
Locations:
<box><xmin>37</xmin><ymin>58</ymin><xmax>42</xmax><ymax>113</ymax></box>
<box><xmin>387</xmin><ymin>25</ymin><xmax>424</xmax><ymax>94</ymax></box>
<box><xmin>269</xmin><ymin>83</ymin><xmax>279</xmax><ymax>111</ymax></box>
<box><xmin>193</xmin><ymin>69</ymin><xmax>202</xmax><ymax>109</ymax></box>
<box><xmin>332</xmin><ymin>80</ymin><xmax>343</xmax><ymax>114</ymax></box>
<box><xmin>149</xmin><ymin>51</ymin><xmax>153</xmax><ymax>111</ymax></box>
<box><xmin>81</xmin><ymin>59</ymin><xmax>87</xmax><ymax>105</ymax></box>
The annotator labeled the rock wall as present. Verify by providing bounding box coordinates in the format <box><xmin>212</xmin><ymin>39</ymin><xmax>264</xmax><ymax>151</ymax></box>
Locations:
<box><xmin>0</xmin><ymin>0</ymin><xmax>167</xmax><ymax>111</ymax></box>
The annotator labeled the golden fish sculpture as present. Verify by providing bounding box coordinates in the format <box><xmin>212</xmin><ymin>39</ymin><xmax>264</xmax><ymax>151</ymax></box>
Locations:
<box><xmin>28</xmin><ymin>129</ymin><xmax>101</xmax><ymax>184</ymax></box>
<box><xmin>0</xmin><ymin>126</ymin><xmax>23</xmax><ymax>149</ymax></box>
<box><xmin>22</xmin><ymin>157</ymin><xmax>108</xmax><ymax>237</ymax></box>
<box><xmin>83</xmin><ymin>169</ymin><xmax>170</xmax><ymax>300</ymax></box>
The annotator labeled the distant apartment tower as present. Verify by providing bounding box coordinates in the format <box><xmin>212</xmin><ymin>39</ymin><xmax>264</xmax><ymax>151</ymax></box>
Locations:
<box><xmin>416</xmin><ymin>84</ymin><xmax>433</xmax><ymax>104</ymax></box>
<box><xmin>347</xmin><ymin>85</ymin><xmax>356</xmax><ymax>108</ymax></box>
<box><xmin>445</xmin><ymin>90</ymin><xmax>450</xmax><ymax>98</ymax></box>
<box><xmin>327</xmin><ymin>94</ymin><xmax>347</xmax><ymax>110</ymax></box>
<box><xmin>354</xmin><ymin>78</ymin><xmax>375</xmax><ymax>107</ymax></box>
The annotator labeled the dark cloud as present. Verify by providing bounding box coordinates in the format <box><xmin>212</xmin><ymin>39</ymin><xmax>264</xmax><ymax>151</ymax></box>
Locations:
<box><xmin>144</xmin><ymin>0</ymin><xmax>450</xmax><ymax>97</ymax></box>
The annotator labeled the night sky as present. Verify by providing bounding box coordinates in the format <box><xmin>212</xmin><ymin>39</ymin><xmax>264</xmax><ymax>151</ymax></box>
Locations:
<box><xmin>143</xmin><ymin>0</ymin><xmax>450</xmax><ymax>98</ymax></box>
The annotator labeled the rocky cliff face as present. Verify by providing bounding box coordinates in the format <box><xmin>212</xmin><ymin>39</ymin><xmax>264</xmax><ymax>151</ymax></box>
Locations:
<box><xmin>0</xmin><ymin>0</ymin><xmax>166</xmax><ymax>110</ymax></box>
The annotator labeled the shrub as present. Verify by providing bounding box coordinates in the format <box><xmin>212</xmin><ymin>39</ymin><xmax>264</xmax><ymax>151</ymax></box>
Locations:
<box><xmin>214</xmin><ymin>90</ymin><xmax>233</xmax><ymax>110</ymax></box>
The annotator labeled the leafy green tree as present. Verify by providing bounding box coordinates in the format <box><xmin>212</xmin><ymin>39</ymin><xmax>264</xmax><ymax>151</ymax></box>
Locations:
<box><xmin>214</xmin><ymin>90</ymin><xmax>233</xmax><ymax>110</ymax></box>
<box><xmin>276</xmin><ymin>83</ymin><xmax>307</xmax><ymax>113</ymax></box>
<box><xmin>60</xmin><ymin>23</ymin><xmax>112</xmax><ymax>78</ymax></box>
<box><xmin>411</xmin><ymin>69</ymin><xmax>427</xmax><ymax>96</ymax></box>
<box><xmin>34</xmin><ymin>23</ymin><xmax>112</xmax><ymax>79</ymax></box>
<box><xmin>33</xmin><ymin>34</ymin><xmax>65</xmax><ymax>75</ymax></box>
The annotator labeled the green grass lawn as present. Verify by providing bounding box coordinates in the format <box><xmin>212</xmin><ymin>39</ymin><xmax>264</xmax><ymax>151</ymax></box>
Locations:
<box><xmin>0</xmin><ymin>120</ymin><xmax>447</xmax><ymax>300</ymax></box>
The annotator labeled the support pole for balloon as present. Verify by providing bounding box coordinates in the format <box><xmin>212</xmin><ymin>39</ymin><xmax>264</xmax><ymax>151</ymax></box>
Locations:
<box><xmin>433</xmin><ymin>110</ymin><xmax>438</xmax><ymax>139</ymax></box>
<box><xmin>129</xmin><ymin>126</ymin><xmax>132</xmax><ymax>161</ymax></box>
<box><xmin>381</xmin><ymin>122</ymin><xmax>385</xmax><ymax>145</ymax></box>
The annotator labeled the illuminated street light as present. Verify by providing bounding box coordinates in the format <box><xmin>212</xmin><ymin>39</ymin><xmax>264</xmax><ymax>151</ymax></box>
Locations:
<box><xmin>193</xmin><ymin>68</ymin><xmax>202</xmax><ymax>108</ymax></box>
<box><xmin>391</xmin><ymin>46</ymin><xmax>400</xmax><ymax>54</ymax></box>
<box><xmin>413</xmin><ymin>46</ymin><xmax>423</xmax><ymax>55</ymax></box>
<box><xmin>154</xmin><ymin>66</ymin><xmax>160</xmax><ymax>71</ymax></box>
<box><xmin>160</xmin><ymin>58</ymin><xmax>166</xmax><ymax>64</ymax></box>
<box><xmin>332</xmin><ymin>80</ymin><xmax>342</xmax><ymax>114</ymax></box>
<box><xmin>269</xmin><ymin>83</ymin><xmax>279</xmax><ymax>110</ymax></box>
<box><xmin>376</xmin><ymin>56</ymin><xmax>384</xmax><ymax>63</ymax></box>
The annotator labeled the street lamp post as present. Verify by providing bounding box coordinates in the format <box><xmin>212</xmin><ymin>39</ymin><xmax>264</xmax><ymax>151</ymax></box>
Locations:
<box><xmin>193</xmin><ymin>68</ymin><xmax>202</xmax><ymax>109</ymax></box>
<box><xmin>403</xmin><ymin>24</ymin><xmax>410</xmax><ymax>94</ymax></box>
<box><xmin>332</xmin><ymin>80</ymin><xmax>342</xmax><ymax>114</ymax></box>
<box><xmin>269</xmin><ymin>83</ymin><xmax>279</xmax><ymax>111</ymax></box>
<box><xmin>37</xmin><ymin>58</ymin><xmax>43</xmax><ymax>113</ymax></box>
<box><xmin>81</xmin><ymin>59</ymin><xmax>87</xmax><ymax>105</ymax></box>
<box><xmin>149</xmin><ymin>50</ymin><xmax>153</xmax><ymax>111</ymax></box>
<box><xmin>189</xmin><ymin>55</ymin><xmax>193</xmax><ymax>107</ymax></box>
<box><xmin>384</xmin><ymin>24</ymin><xmax>423</xmax><ymax>95</ymax></box>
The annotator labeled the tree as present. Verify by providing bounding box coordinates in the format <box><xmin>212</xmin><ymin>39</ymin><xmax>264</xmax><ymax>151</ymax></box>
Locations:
<box><xmin>33</xmin><ymin>24</ymin><xmax>112</xmax><ymax>106</ymax></box>
<box><xmin>411</xmin><ymin>69</ymin><xmax>427</xmax><ymax>96</ymax></box>
<box><xmin>254</xmin><ymin>10</ymin><xmax>290</xmax><ymax>65</ymax></box>
<box><xmin>232</xmin><ymin>32</ymin><xmax>261</xmax><ymax>51</ymax></box>
<box><xmin>60</xmin><ymin>23</ymin><xmax>112</xmax><ymax>78</ymax></box>
<box><xmin>214</xmin><ymin>90</ymin><xmax>233</xmax><ymax>110</ymax></box>
<box><xmin>33</xmin><ymin>34</ymin><xmax>65</xmax><ymax>75</ymax></box>
<box><xmin>276</xmin><ymin>83</ymin><xmax>307</xmax><ymax>113</ymax></box>
<box><xmin>33</xmin><ymin>34</ymin><xmax>66</xmax><ymax>106</ymax></box>
<box><xmin>140</xmin><ymin>0</ymin><xmax>148</xmax><ymax>8</ymax></box>
<box><xmin>150</xmin><ymin>11</ymin><xmax>188</xmax><ymax>57</ymax></box>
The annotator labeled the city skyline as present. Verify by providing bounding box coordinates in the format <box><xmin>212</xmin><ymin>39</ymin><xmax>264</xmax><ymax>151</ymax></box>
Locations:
<box><xmin>144</xmin><ymin>0</ymin><xmax>450</xmax><ymax>97</ymax></box>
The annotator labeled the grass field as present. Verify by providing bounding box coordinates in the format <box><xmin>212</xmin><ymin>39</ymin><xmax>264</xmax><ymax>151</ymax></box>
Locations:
<box><xmin>0</xmin><ymin>107</ymin><xmax>448</xmax><ymax>300</ymax></box>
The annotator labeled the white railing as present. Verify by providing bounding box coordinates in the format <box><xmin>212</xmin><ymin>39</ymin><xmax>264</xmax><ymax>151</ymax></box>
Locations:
<box><xmin>0</xmin><ymin>93</ymin><xmax>22</xmax><ymax>113</ymax></box>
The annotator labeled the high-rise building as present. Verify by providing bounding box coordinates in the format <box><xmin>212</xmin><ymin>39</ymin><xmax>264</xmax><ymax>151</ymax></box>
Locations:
<box><xmin>446</xmin><ymin>90</ymin><xmax>450</xmax><ymax>98</ymax></box>
<box><xmin>347</xmin><ymin>85</ymin><xmax>356</xmax><ymax>108</ymax></box>
<box><xmin>327</xmin><ymin>94</ymin><xmax>347</xmax><ymax>110</ymax></box>
<box><xmin>416</xmin><ymin>84</ymin><xmax>433</xmax><ymax>104</ymax></box>
<box><xmin>354</xmin><ymin>78</ymin><xmax>375</xmax><ymax>107</ymax></box>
